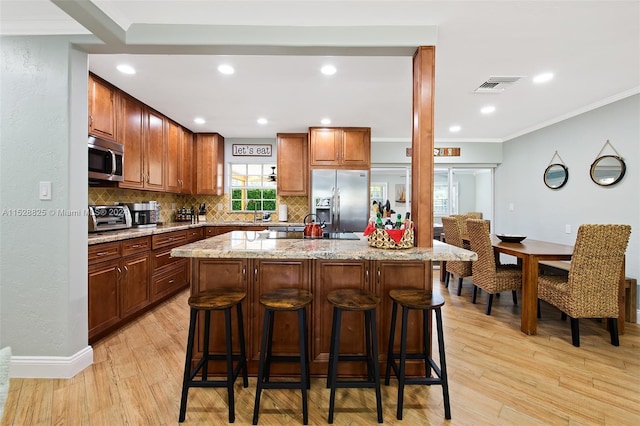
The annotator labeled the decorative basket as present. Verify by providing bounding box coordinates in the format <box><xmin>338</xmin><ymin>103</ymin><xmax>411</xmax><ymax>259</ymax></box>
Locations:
<box><xmin>367</xmin><ymin>226</ymin><xmax>414</xmax><ymax>249</ymax></box>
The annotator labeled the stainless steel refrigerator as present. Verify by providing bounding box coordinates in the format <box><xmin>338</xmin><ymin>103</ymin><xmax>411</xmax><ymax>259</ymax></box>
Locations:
<box><xmin>310</xmin><ymin>169</ymin><xmax>369</xmax><ymax>232</ymax></box>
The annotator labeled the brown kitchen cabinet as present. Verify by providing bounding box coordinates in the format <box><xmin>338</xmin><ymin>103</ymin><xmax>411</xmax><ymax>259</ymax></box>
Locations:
<box><xmin>165</xmin><ymin>120</ymin><xmax>193</xmax><ymax>194</ymax></box>
<box><xmin>277</xmin><ymin>133</ymin><xmax>308</xmax><ymax>196</ymax></box>
<box><xmin>251</xmin><ymin>259</ymin><xmax>311</xmax><ymax>374</ymax></box>
<box><xmin>309</xmin><ymin>127</ymin><xmax>370</xmax><ymax>169</ymax></box>
<box><xmin>374</xmin><ymin>260</ymin><xmax>431</xmax><ymax>376</ymax></box>
<box><xmin>196</xmin><ymin>133</ymin><xmax>224</xmax><ymax>195</ymax></box>
<box><xmin>191</xmin><ymin>258</ymin><xmax>250</xmax><ymax>373</ymax></box>
<box><xmin>88</xmin><ymin>73</ymin><xmax>117</xmax><ymax>141</ymax></box>
<box><xmin>88</xmin><ymin>237</ymin><xmax>151</xmax><ymax>342</ymax></box>
<box><xmin>312</xmin><ymin>260</ymin><xmax>370</xmax><ymax>376</ymax></box>
<box><xmin>118</xmin><ymin>94</ymin><xmax>165</xmax><ymax>191</ymax></box>
<box><xmin>151</xmin><ymin>229</ymin><xmax>191</xmax><ymax>301</ymax></box>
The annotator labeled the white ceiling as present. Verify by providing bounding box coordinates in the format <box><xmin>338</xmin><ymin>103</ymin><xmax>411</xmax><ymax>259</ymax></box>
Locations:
<box><xmin>2</xmin><ymin>1</ymin><xmax>638</xmax><ymax>142</ymax></box>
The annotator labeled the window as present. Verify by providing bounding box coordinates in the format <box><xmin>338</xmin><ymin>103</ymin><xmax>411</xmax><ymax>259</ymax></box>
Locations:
<box><xmin>230</xmin><ymin>163</ymin><xmax>277</xmax><ymax>212</ymax></box>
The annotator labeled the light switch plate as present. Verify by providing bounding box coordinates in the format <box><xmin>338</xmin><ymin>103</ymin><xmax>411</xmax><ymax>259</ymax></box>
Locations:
<box><xmin>39</xmin><ymin>181</ymin><xmax>52</xmax><ymax>200</ymax></box>
<box><xmin>565</xmin><ymin>224</ymin><xmax>571</xmax><ymax>234</ymax></box>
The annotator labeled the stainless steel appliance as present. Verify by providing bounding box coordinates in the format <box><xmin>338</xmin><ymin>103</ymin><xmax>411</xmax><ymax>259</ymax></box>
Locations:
<box><xmin>88</xmin><ymin>136</ymin><xmax>124</xmax><ymax>182</ymax></box>
<box><xmin>125</xmin><ymin>201</ymin><xmax>160</xmax><ymax>228</ymax></box>
<box><xmin>311</xmin><ymin>169</ymin><xmax>369</xmax><ymax>233</ymax></box>
<box><xmin>88</xmin><ymin>205</ymin><xmax>132</xmax><ymax>232</ymax></box>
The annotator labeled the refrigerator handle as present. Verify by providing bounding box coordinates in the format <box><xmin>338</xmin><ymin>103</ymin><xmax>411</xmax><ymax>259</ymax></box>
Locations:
<box><xmin>331</xmin><ymin>186</ymin><xmax>336</xmax><ymax>228</ymax></box>
<box><xmin>336</xmin><ymin>187</ymin><xmax>341</xmax><ymax>231</ymax></box>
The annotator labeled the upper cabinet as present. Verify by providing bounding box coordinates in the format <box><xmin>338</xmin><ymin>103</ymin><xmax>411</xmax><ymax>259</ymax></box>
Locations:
<box><xmin>165</xmin><ymin>120</ymin><xmax>183</xmax><ymax>193</ymax></box>
<box><xmin>196</xmin><ymin>133</ymin><xmax>225</xmax><ymax>195</ymax></box>
<box><xmin>88</xmin><ymin>73</ymin><xmax>117</xmax><ymax>141</ymax></box>
<box><xmin>309</xmin><ymin>127</ymin><xmax>370</xmax><ymax>169</ymax></box>
<box><xmin>118</xmin><ymin>94</ymin><xmax>165</xmax><ymax>191</ymax></box>
<box><xmin>180</xmin><ymin>129</ymin><xmax>194</xmax><ymax>194</ymax></box>
<box><xmin>277</xmin><ymin>133</ymin><xmax>308</xmax><ymax>196</ymax></box>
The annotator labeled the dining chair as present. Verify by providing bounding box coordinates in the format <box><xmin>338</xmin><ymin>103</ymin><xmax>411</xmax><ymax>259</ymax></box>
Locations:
<box><xmin>441</xmin><ymin>216</ymin><xmax>472</xmax><ymax>295</ymax></box>
<box><xmin>537</xmin><ymin>224</ymin><xmax>631</xmax><ymax>347</ymax></box>
<box><xmin>466</xmin><ymin>219</ymin><xmax>522</xmax><ymax>315</ymax></box>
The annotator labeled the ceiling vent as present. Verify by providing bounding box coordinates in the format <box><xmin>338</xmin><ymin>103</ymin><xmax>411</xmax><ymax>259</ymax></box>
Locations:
<box><xmin>474</xmin><ymin>76</ymin><xmax>522</xmax><ymax>94</ymax></box>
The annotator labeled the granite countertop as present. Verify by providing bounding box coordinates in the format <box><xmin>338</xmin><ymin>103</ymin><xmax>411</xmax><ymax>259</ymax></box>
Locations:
<box><xmin>170</xmin><ymin>231</ymin><xmax>477</xmax><ymax>262</ymax></box>
<box><xmin>88</xmin><ymin>221</ymin><xmax>304</xmax><ymax>245</ymax></box>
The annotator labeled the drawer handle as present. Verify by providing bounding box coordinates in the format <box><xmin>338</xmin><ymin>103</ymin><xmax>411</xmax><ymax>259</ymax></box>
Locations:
<box><xmin>96</xmin><ymin>251</ymin><xmax>111</xmax><ymax>256</ymax></box>
<box><xmin>168</xmin><ymin>279</ymin><xmax>175</xmax><ymax>284</ymax></box>
<box><xmin>130</xmin><ymin>244</ymin><xmax>142</xmax><ymax>249</ymax></box>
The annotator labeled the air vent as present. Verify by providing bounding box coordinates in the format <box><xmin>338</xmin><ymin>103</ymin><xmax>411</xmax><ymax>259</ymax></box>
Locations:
<box><xmin>474</xmin><ymin>76</ymin><xmax>522</xmax><ymax>93</ymax></box>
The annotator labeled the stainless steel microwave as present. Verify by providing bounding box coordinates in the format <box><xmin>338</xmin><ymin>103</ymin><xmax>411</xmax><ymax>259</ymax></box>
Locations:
<box><xmin>88</xmin><ymin>136</ymin><xmax>124</xmax><ymax>181</ymax></box>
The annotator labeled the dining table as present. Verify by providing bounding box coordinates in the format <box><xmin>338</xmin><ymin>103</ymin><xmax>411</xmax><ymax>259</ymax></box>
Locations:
<box><xmin>440</xmin><ymin>234</ymin><xmax>628</xmax><ymax>335</ymax></box>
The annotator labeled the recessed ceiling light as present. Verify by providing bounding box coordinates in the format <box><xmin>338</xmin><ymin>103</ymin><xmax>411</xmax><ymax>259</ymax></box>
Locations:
<box><xmin>321</xmin><ymin>118</ymin><xmax>331</xmax><ymax>125</ymax></box>
<box><xmin>194</xmin><ymin>117</ymin><xmax>205</xmax><ymax>124</ymax></box>
<box><xmin>217</xmin><ymin>64</ymin><xmax>235</xmax><ymax>75</ymax></box>
<box><xmin>449</xmin><ymin>125</ymin><xmax>461</xmax><ymax>133</ymax></box>
<box><xmin>481</xmin><ymin>106</ymin><xmax>496</xmax><ymax>114</ymax></box>
<box><xmin>116</xmin><ymin>64</ymin><xmax>136</xmax><ymax>75</ymax></box>
<box><xmin>321</xmin><ymin>65</ymin><xmax>337</xmax><ymax>76</ymax></box>
<box><xmin>533</xmin><ymin>72</ymin><xmax>554</xmax><ymax>83</ymax></box>
<box><xmin>257</xmin><ymin>117</ymin><xmax>268</xmax><ymax>125</ymax></box>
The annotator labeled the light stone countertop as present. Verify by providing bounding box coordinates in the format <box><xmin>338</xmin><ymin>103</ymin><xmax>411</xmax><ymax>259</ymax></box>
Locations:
<box><xmin>170</xmin><ymin>230</ymin><xmax>477</xmax><ymax>262</ymax></box>
<box><xmin>88</xmin><ymin>221</ymin><xmax>303</xmax><ymax>245</ymax></box>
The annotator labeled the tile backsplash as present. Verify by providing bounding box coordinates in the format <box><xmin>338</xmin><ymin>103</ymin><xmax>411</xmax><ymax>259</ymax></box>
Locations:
<box><xmin>88</xmin><ymin>188</ymin><xmax>309</xmax><ymax>223</ymax></box>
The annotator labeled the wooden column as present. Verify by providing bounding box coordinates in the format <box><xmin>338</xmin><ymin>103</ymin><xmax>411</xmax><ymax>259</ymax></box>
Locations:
<box><xmin>411</xmin><ymin>46</ymin><xmax>436</xmax><ymax>247</ymax></box>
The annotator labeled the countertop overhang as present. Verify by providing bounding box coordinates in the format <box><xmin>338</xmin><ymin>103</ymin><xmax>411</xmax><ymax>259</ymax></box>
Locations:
<box><xmin>171</xmin><ymin>231</ymin><xmax>477</xmax><ymax>262</ymax></box>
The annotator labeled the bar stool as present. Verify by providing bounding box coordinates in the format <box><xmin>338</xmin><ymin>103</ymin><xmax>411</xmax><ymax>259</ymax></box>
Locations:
<box><xmin>385</xmin><ymin>289</ymin><xmax>451</xmax><ymax>420</ymax></box>
<box><xmin>253</xmin><ymin>288</ymin><xmax>313</xmax><ymax>425</ymax></box>
<box><xmin>326</xmin><ymin>288</ymin><xmax>383</xmax><ymax>424</ymax></box>
<box><xmin>178</xmin><ymin>288</ymin><xmax>248</xmax><ymax>423</ymax></box>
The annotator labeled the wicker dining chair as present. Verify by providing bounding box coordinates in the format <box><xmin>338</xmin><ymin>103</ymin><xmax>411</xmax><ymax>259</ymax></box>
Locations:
<box><xmin>538</xmin><ymin>224</ymin><xmax>631</xmax><ymax>347</ymax></box>
<box><xmin>441</xmin><ymin>216</ymin><xmax>473</xmax><ymax>295</ymax></box>
<box><xmin>466</xmin><ymin>219</ymin><xmax>522</xmax><ymax>315</ymax></box>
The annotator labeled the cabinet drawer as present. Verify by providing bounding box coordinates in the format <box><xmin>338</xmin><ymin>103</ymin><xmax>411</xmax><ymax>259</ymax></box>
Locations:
<box><xmin>152</xmin><ymin>260</ymin><xmax>188</xmax><ymax>300</ymax></box>
<box><xmin>152</xmin><ymin>247</ymin><xmax>183</xmax><ymax>270</ymax></box>
<box><xmin>205</xmin><ymin>227</ymin><xmax>219</xmax><ymax>237</ymax></box>
<box><xmin>186</xmin><ymin>228</ymin><xmax>203</xmax><ymax>242</ymax></box>
<box><xmin>152</xmin><ymin>230</ymin><xmax>188</xmax><ymax>249</ymax></box>
<box><xmin>121</xmin><ymin>236</ymin><xmax>151</xmax><ymax>257</ymax></box>
<box><xmin>88</xmin><ymin>242</ymin><xmax>121</xmax><ymax>264</ymax></box>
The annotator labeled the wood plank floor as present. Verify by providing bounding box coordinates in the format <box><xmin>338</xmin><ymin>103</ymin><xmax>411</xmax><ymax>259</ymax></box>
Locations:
<box><xmin>3</xmin><ymin>271</ymin><xmax>639</xmax><ymax>425</ymax></box>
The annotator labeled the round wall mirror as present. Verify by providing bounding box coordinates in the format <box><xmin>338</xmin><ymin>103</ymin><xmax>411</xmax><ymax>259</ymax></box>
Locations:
<box><xmin>590</xmin><ymin>155</ymin><xmax>626</xmax><ymax>186</ymax></box>
<box><xmin>543</xmin><ymin>163</ymin><xmax>569</xmax><ymax>189</ymax></box>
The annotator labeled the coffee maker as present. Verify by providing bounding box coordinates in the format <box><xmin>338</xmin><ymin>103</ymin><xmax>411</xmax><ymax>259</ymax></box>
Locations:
<box><xmin>124</xmin><ymin>201</ymin><xmax>160</xmax><ymax>228</ymax></box>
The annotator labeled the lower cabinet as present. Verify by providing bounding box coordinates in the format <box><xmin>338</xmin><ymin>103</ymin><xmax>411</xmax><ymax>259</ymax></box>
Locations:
<box><xmin>89</xmin><ymin>230</ymin><xmax>203</xmax><ymax>343</ymax></box>
<box><xmin>189</xmin><ymin>257</ymin><xmax>432</xmax><ymax>377</ymax></box>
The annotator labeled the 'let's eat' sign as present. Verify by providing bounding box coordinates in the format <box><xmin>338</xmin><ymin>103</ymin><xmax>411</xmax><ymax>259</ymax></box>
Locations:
<box><xmin>232</xmin><ymin>144</ymin><xmax>272</xmax><ymax>157</ymax></box>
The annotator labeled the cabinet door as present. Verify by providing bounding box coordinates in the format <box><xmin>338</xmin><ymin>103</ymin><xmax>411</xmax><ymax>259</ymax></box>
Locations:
<box><xmin>375</xmin><ymin>260</ymin><xmax>431</xmax><ymax>376</ymax></box>
<box><xmin>121</xmin><ymin>252</ymin><xmax>151</xmax><ymax>318</ymax></box>
<box><xmin>252</xmin><ymin>259</ymin><xmax>311</xmax><ymax>374</ymax></box>
<box><xmin>341</xmin><ymin>127</ymin><xmax>370</xmax><ymax>169</ymax></box>
<box><xmin>165</xmin><ymin>120</ymin><xmax>182</xmax><ymax>193</ymax></box>
<box><xmin>145</xmin><ymin>109</ymin><xmax>165</xmax><ymax>191</ymax></box>
<box><xmin>88</xmin><ymin>74</ymin><xmax>117</xmax><ymax>140</ymax></box>
<box><xmin>277</xmin><ymin>133</ymin><xmax>308</xmax><ymax>196</ymax></box>
<box><xmin>88</xmin><ymin>259</ymin><xmax>121</xmax><ymax>340</ymax></box>
<box><xmin>118</xmin><ymin>94</ymin><xmax>145</xmax><ymax>189</ymax></box>
<box><xmin>312</xmin><ymin>260</ymin><xmax>370</xmax><ymax>375</ymax></box>
<box><xmin>192</xmin><ymin>259</ymin><xmax>249</xmax><ymax>373</ymax></box>
<box><xmin>309</xmin><ymin>128</ymin><xmax>340</xmax><ymax>167</ymax></box>
<box><xmin>196</xmin><ymin>133</ymin><xmax>224</xmax><ymax>195</ymax></box>
<box><xmin>180</xmin><ymin>129</ymin><xmax>194</xmax><ymax>194</ymax></box>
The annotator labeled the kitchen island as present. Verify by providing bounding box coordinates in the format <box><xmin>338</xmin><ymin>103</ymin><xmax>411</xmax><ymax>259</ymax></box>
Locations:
<box><xmin>171</xmin><ymin>231</ymin><xmax>476</xmax><ymax>377</ymax></box>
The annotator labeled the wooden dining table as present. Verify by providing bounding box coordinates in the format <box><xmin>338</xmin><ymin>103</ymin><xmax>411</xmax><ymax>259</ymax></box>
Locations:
<box><xmin>489</xmin><ymin>236</ymin><xmax>574</xmax><ymax>335</ymax></box>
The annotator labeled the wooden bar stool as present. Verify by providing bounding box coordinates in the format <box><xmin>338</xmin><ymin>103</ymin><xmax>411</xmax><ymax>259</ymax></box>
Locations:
<box><xmin>179</xmin><ymin>288</ymin><xmax>248</xmax><ymax>423</ymax></box>
<box><xmin>326</xmin><ymin>288</ymin><xmax>383</xmax><ymax>424</ymax></box>
<box><xmin>253</xmin><ymin>288</ymin><xmax>313</xmax><ymax>425</ymax></box>
<box><xmin>385</xmin><ymin>289</ymin><xmax>451</xmax><ymax>420</ymax></box>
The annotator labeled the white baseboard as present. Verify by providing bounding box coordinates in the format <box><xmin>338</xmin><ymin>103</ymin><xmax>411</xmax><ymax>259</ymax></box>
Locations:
<box><xmin>9</xmin><ymin>346</ymin><xmax>93</xmax><ymax>379</ymax></box>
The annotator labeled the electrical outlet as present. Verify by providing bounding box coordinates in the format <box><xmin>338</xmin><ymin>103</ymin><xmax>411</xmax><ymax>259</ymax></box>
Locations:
<box><xmin>508</xmin><ymin>203</ymin><xmax>514</xmax><ymax>212</ymax></box>
<box><xmin>565</xmin><ymin>224</ymin><xmax>571</xmax><ymax>234</ymax></box>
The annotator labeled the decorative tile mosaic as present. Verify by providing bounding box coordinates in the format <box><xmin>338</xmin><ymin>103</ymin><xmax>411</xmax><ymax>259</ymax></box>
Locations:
<box><xmin>89</xmin><ymin>188</ymin><xmax>309</xmax><ymax>223</ymax></box>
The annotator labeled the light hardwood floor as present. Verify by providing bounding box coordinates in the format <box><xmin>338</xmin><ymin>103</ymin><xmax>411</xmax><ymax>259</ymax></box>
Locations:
<box><xmin>3</xmin><ymin>271</ymin><xmax>639</xmax><ymax>425</ymax></box>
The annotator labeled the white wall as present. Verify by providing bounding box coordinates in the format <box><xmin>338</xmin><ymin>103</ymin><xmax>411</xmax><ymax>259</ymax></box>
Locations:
<box><xmin>1</xmin><ymin>36</ymin><xmax>91</xmax><ymax>373</ymax></box>
<box><xmin>495</xmin><ymin>95</ymin><xmax>639</xmax><ymax>285</ymax></box>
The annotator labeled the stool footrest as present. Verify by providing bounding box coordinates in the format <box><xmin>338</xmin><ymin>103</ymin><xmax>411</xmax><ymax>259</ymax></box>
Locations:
<box><xmin>188</xmin><ymin>354</ymin><xmax>246</xmax><ymax>382</ymax></box>
<box><xmin>336</xmin><ymin>354</ymin><xmax>370</xmax><ymax>362</ymax></box>
<box><xmin>332</xmin><ymin>380</ymin><xmax>378</xmax><ymax>389</ymax></box>
<box><xmin>260</xmin><ymin>381</ymin><xmax>305</xmax><ymax>390</ymax></box>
